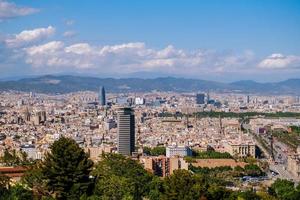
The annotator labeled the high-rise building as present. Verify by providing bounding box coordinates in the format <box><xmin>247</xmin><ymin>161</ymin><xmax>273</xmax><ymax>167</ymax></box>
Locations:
<box><xmin>196</xmin><ymin>93</ymin><xmax>205</xmax><ymax>104</ymax></box>
<box><xmin>99</xmin><ymin>86</ymin><xmax>106</xmax><ymax>106</ymax></box>
<box><xmin>117</xmin><ymin>107</ymin><xmax>135</xmax><ymax>156</ymax></box>
<box><xmin>207</xmin><ymin>91</ymin><xmax>210</xmax><ymax>103</ymax></box>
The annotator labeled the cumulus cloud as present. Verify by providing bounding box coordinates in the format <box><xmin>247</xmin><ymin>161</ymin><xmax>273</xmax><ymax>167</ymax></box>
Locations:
<box><xmin>258</xmin><ymin>53</ymin><xmax>300</xmax><ymax>69</ymax></box>
<box><xmin>20</xmin><ymin>41</ymin><xmax>257</xmax><ymax>76</ymax></box>
<box><xmin>25</xmin><ymin>41</ymin><xmax>64</xmax><ymax>55</ymax></box>
<box><xmin>64</xmin><ymin>43</ymin><xmax>93</xmax><ymax>54</ymax></box>
<box><xmin>5</xmin><ymin>26</ymin><xmax>55</xmax><ymax>48</ymax></box>
<box><xmin>3</xmin><ymin>26</ymin><xmax>297</xmax><ymax>77</ymax></box>
<box><xmin>0</xmin><ymin>0</ymin><xmax>38</xmax><ymax>21</ymax></box>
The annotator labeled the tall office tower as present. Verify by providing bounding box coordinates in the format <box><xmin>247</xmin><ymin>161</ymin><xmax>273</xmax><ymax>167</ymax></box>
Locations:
<box><xmin>196</xmin><ymin>93</ymin><xmax>205</xmax><ymax>104</ymax></box>
<box><xmin>99</xmin><ymin>86</ymin><xmax>106</xmax><ymax>106</ymax></box>
<box><xmin>247</xmin><ymin>95</ymin><xmax>250</xmax><ymax>104</ymax></box>
<box><xmin>117</xmin><ymin>107</ymin><xmax>135</xmax><ymax>156</ymax></box>
<box><xmin>207</xmin><ymin>90</ymin><xmax>210</xmax><ymax>103</ymax></box>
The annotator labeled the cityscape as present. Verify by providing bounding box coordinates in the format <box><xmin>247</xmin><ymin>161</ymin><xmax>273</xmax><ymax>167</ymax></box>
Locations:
<box><xmin>1</xmin><ymin>0</ymin><xmax>300</xmax><ymax>200</ymax></box>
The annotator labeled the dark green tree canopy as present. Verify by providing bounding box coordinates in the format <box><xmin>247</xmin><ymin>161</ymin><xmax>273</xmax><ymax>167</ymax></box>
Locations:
<box><xmin>41</xmin><ymin>137</ymin><xmax>93</xmax><ymax>199</ymax></box>
<box><xmin>92</xmin><ymin>153</ymin><xmax>153</xmax><ymax>200</ymax></box>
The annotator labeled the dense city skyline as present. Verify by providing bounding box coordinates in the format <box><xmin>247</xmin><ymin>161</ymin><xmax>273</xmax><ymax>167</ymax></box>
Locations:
<box><xmin>1</xmin><ymin>0</ymin><xmax>300</xmax><ymax>81</ymax></box>
<box><xmin>2</xmin><ymin>1</ymin><xmax>300</xmax><ymax>199</ymax></box>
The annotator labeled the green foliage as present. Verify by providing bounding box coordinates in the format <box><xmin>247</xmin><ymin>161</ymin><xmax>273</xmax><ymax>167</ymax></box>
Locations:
<box><xmin>94</xmin><ymin>175</ymin><xmax>134</xmax><ymax>200</ymax></box>
<box><xmin>272</xmin><ymin>131</ymin><xmax>300</xmax><ymax>150</ymax></box>
<box><xmin>269</xmin><ymin>179</ymin><xmax>300</xmax><ymax>200</ymax></box>
<box><xmin>193</xmin><ymin>111</ymin><xmax>300</xmax><ymax>119</ymax></box>
<box><xmin>160</xmin><ymin>111</ymin><xmax>300</xmax><ymax>119</ymax></box>
<box><xmin>148</xmin><ymin>176</ymin><xmax>165</xmax><ymax>200</ymax></box>
<box><xmin>244</xmin><ymin>164</ymin><xmax>265</xmax><ymax>177</ymax></box>
<box><xmin>41</xmin><ymin>137</ymin><xmax>93</xmax><ymax>199</ymax></box>
<box><xmin>257</xmin><ymin>191</ymin><xmax>277</xmax><ymax>200</ymax></box>
<box><xmin>184</xmin><ymin>156</ymin><xmax>197</xmax><ymax>163</ymax></box>
<box><xmin>190</xmin><ymin>166</ymin><xmax>232</xmax><ymax>175</ymax></box>
<box><xmin>163</xmin><ymin>170</ymin><xmax>203</xmax><ymax>200</ymax></box>
<box><xmin>230</xmin><ymin>190</ymin><xmax>261</xmax><ymax>200</ymax></box>
<box><xmin>189</xmin><ymin>150</ymin><xmax>233</xmax><ymax>159</ymax></box>
<box><xmin>290</xmin><ymin>126</ymin><xmax>300</xmax><ymax>134</ymax></box>
<box><xmin>92</xmin><ymin>153</ymin><xmax>153</xmax><ymax>200</ymax></box>
<box><xmin>22</xmin><ymin>161</ymin><xmax>48</xmax><ymax>197</ymax></box>
<box><xmin>0</xmin><ymin>149</ymin><xmax>33</xmax><ymax>166</ymax></box>
<box><xmin>0</xmin><ymin>184</ymin><xmax>33</xmax><ymax>200</ymax></box>
<box><xmin>206</xmin><ymin>184</ymin><xmax>232</xmax><ymax>200</ymax></box>
<box><xmin>143</xmin><ymin>146</ymin><xmax>166</xmax><ymax>156</ymax></box>
<box><xmin>6</xmin><ymin>137</ymin><xmax>300</xmax><ymax>200</ymax></box>
<box><xmin>190</xmin><ymin>164</ymin><xmax>264</xmax><ymax>180</ymax></box>
<box><xmin>0</xmin><ymin>173</ymin><xmax>10</xmax><ymax>196</ymax></box>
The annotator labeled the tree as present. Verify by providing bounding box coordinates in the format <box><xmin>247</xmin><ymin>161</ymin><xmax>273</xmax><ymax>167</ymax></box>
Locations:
<box><xmin>0</xmin><ymin>149</ymin><xmax>20</xmax><ymax>166</ymax></box>
<box><xmin>206</xmin><ymin>184</ymin><xmax>231</xmax><ymax>200</ymax></box>
<box><xmin>163</xmin><ymin>169</ymin><xmax>203</xmax><ymax>200</ymax></box>
<box><xmin>229</xmin><ymin>190</ymin><xmax>261</xmax><ymax>200</ymax></box>
<box><xmin>150</xmin><ymin>146</ymin><xmax>166</xmax><ymax>156</ymax></box>
<box><xmin>0</xmin><ymin>173</ymin><xmax>10</xmax><ymax>197</ymax></box>
<box><xmin>41</xmin><ymin>137</ymin><xmax>93</xmax><ymax>199</ymax></box>
<box><xmin>257</xmin><ymin>191</ymin><xmax>277</xmax><ymax>200</ymax></box>
<box><xmin>148</xmin><ymin>176</ymin><xmax>165</xmax><ymax>200</ymax></box>
<box><xmin>94</xmin><ymin>175</ymin><xmax>133</xmax><ymax>200</ymax></box>
<box><xmin>269</xmin><ymin>179</ymin><xmax>300</xmax><ymax>200</ymax></box>
<box><xmin>22</xmin><ymin>161</ymin><xmax>48</xmax><ymax>197</ymax></box>
<box><xmin>0</xmin><ymin>149</ymin><xmax>33</xmax><ymax>166</ymax></box>
<box><xmin>244</xmin><ymin>164</ymin><xmax>264</xmax><ymax>177</ymax></box>
<box><xmin>143</xmin><ymin>146</ymin><xmax>166</xmax><ymax>156</ymax></box>
<box><xmin>92</xmin><ymin>153</ymin><xmax>153</xmax><ymax>200</ymax></box>
<box><xmin>0</xmin><ymin>184</ymin><xmax>33</xmax><ymax>200</ymax></box>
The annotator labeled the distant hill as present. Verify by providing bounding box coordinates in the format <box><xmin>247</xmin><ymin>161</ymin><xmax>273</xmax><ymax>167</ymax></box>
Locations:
<box><xmin>0</xmin><ymin>75</ymin><xmax>299</xmax><ymax>94</ymax></box>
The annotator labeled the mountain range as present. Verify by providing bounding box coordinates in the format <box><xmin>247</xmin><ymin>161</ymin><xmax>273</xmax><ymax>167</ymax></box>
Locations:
<box><xmin>0</xmin><ymin>75</ymin><xmax>299</xmax><ymax>94</ymax></box>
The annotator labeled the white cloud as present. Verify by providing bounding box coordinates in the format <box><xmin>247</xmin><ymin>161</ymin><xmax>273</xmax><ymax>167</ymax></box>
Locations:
<box><xmin>65</xmin><ymin>43</ymin><xmax>93</xmax><ymax>54</ymax></box>
<box><xmin>0</xmin><ymin>0</ymin><xmax>38</xmax><ymax>20</ymax></box>
<box><xmin>5</xmin><ymin>26</ymin><xmax>55</xmax><ymax>48</ymax></box>
<box><xmin>258</xmin><ymin>53</ymin><xmax>300</xmax><ymax>69</ymax></box>
<box><xmin>3</xmin><ymin>25</ymin><xmax>295</xmax><ymax>76</ymax></box>
<box><xmin>99</xmin><ymin>42</ymin><xmax>145</xmax><ymax>55</ymax></box>
<box><xmin>63</xmin><ymin>31</ymin><xmax>76</xmax><ymax>37</ymax></box>
<box><xmin>21</xmin><ymin>41</ymin><xmax>257</xmax><ymax>76</ymax></box>
<box><xmin>25</xmin><ymin>41</ymin><xmax>64</xmax><ymax>55</ymax></box>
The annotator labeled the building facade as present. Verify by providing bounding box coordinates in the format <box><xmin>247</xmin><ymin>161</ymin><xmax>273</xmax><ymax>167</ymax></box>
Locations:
<box><xmin>224</xmin><ymin>141</ymin><xmax>256</xmax><ymax>158</ymax></box>
<box><xmin>166</xmin><ymin>145</ymin><xmax>192</xmax><ymax>158</ymax></box>
<box><xmin>196</xmin><ymin>93</ymin><xmax>205</xmax><ymax>104</ymax></box>
<box><xmin>99</xmin><ymin>86</ymin><xmax>106</xmax><ymax>106</ymax></box>
<box><xmin>117</xmin><ymin>107</ymin><xmax>135</xmax><ymax>156</ymax></box>
<box><xmin>140</xmin><ymin>155</ymin><xmax>188</xmax><ymax>177</ymax></box>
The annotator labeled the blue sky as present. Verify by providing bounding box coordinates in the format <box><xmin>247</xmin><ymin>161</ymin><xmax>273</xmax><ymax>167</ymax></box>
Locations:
<box><xmin>0</xmin><ymin>0</ymin><xmax>300</xmax><ymax>82</ymax></box>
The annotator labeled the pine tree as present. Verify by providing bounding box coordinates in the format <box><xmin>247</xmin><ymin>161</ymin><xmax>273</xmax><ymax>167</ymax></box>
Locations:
<box><xmin>41</xmin><ymin>137</ymin><xmax>93</xmax><ymax>199</ymax></box>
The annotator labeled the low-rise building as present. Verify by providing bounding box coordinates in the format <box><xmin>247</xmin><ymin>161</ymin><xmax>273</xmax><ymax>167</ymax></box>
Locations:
<box><xmin>166</xmin><ymin>145</ymin><xmax>192</xmax><ymax>158</ymax></box>
<box><xmin>224</xmin><ymin>140</ymin><xmax>256</xmax><ymax>158</ymax></box>
<box><xmin>139</xmin><ymin>155</ymin><xmax>188</xmax><ymax>177</ymax></box>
